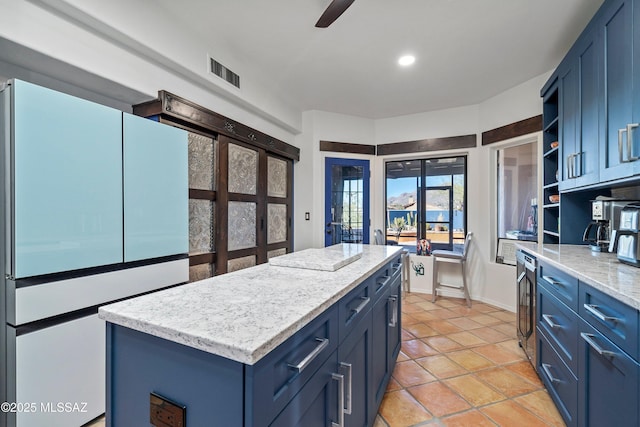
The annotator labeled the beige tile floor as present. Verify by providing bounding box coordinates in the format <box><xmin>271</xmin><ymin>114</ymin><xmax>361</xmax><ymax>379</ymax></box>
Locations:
<box><xmin>374</xmin><ymin>292</ymin><xmax>565</xmax><ymax>427</ymax></box>
<box><xmin>87</xmin><ymin>292</ymin><xmax>565</xmax><ymax>427</ymax></box>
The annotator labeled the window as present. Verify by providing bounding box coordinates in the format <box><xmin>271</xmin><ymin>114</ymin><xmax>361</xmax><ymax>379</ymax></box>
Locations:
<box><xmin>385</xmin><ymin>156</ymin><xmax>467</xmax><ymax>252</ymax></box>
<box><xmin>497</xmin><ymin>142</ymin><xmax>538</xmax><ymax>241</ymax></box>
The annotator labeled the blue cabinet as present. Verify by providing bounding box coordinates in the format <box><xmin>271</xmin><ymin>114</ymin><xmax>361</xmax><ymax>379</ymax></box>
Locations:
<box><xmin>578</xmin><ymin>319</ymin><xmax>639</xmax><ymax>427</ymax></box>
<box><xmin>338</xmin><ymin>310</ymin><xmax>372</xmax><ymax>427</ymax></box>
<box><xmin>106</xmin><ymin>255</ymin><xmax>402</xmax><ymax>427</ymax></box>
<box><xmin>123</xmin><ymin>113</ymin><xmax>188</xmax><ymax>262</ymax></box>
<box><xmin>599</xmin><ymin>0</ymin><xmax>640</xmax><ymax>181</ymax></box>
<box><xmin>9</xmin><ymin>79</ymin><xmax>123</xmax><ymax>278</ymax></box>
<box><xmin>557</xmin><ymin>27</ymin><xmax>600</xmax><ymax>191</ymax></box>
<box><xmin>537</xmin><ymin>259</ymin><xmax>640</xmax><ymax>427</ymax></box>
<box><xmin>270</xmin><ymin>352</ymin><xmax>341</xmax><ymax>427</ymax></box>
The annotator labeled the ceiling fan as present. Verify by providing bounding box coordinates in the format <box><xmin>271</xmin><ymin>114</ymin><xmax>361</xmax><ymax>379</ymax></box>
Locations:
<box><xmin>315</xmin><ymin>0</ymin><xmax>355</xmax><ymax>28</ymax></box>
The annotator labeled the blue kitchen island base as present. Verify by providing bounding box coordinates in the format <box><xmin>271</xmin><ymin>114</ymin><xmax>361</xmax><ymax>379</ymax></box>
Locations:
<box><xmin>102</xmin><ymin>245</ymin><xmax>404</xmax><ymax>427</ymax></box>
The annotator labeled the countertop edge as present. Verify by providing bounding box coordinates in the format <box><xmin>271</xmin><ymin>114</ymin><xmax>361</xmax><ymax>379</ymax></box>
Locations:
<box><xmin>99</xmin><ymin>245</ymin><xmax>404</xmax><ymax>365</ymax></box>
<box><xmin>516</xmin><ymin>243</ymin><xmax>640</xmax><ymax>311</ymax></box>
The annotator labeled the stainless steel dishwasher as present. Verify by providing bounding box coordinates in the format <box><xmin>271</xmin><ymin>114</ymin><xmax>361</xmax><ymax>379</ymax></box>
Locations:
<box><xmin>516</xmin><ymin>249</ymin><xmax>537</xmax><ymax>370</ymax></box>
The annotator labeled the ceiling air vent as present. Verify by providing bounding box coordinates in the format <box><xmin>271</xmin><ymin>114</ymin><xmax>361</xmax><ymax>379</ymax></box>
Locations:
<box><xmin>209</xmin><ymin>57</ymin><xmax>240</xmax><ymax>89</ymax></box>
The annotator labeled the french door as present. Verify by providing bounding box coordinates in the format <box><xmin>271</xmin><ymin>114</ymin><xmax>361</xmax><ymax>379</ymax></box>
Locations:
<box><xmin>324</xmin><ymin>158</ymin><xmax>370</xmax><ymax>246</ymax></box>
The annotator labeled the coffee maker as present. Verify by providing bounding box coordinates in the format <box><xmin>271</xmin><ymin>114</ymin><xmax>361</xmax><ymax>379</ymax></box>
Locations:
<box><xmin>583</xmin><ymin>199</ymin><xmax>636</xmax><ymax>252</ymax></box>
<box><xmin>611</xmin><ymin>203</ymin><xmax>640</xmax><ymax>266</ymax></box>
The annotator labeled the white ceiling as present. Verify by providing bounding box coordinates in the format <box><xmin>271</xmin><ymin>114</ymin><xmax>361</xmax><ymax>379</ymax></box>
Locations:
<box><xmin>156</xmin><ymin>0</ymin><xmax>604</xmax><ymax>119</ymax></box>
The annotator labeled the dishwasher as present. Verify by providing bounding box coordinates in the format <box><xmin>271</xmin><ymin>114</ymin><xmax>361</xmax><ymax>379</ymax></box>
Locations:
<box><xmin>516</xmin><ymin>249</ymin><xmax>537</xmax><ymax>370</ymax></box>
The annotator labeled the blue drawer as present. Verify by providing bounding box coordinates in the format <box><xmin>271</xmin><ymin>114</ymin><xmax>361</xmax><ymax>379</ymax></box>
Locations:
<box><xmin>245</xmin><ymin>305</ymin><xmax>338</xmax><ymax>426</ymax></box>
<box><xmin>579</xmin><ymin>283</ymin><xmax>639</xmax><ymax>361</ymax></box>
<box><xmin>537</xmin><ymin>328</ymin><xmax>578</xmax><ymax>427</ymax></box>
<box><xmin>338</xmin><ymin>279</ymin><xmax>372</xmax><ymax>342</ymax></box>
<box><xmin>538</xmin><ymin>261</ymin><xmax>579</xmax><ymax>311</ymax></box>
<box><xmin>538</xmin><ymin>282</ymin><xmax>579</xmax><ymax>375</ymax></box>
<box><xmin>370</xmin><ymin>258</ymin><xmax>402</xmax><ymax>302</ymax></box>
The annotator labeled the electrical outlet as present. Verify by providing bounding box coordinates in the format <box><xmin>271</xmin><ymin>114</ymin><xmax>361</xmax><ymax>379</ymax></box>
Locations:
<box><xmin>150</xmin><ymin>393</ymin><xmax>186</xmax><ymax>427</ymax></box>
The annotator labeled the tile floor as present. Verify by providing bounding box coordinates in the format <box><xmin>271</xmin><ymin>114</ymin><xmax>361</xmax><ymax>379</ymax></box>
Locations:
<box><xmin>373</xmin><ymin>292</ymin><xmax>565</xmax><ymax>427</ymax></box>
<box><xmin>86</xmin><ymin>292</ymin><xmax>565</xmax><ymax>427</ymax></box>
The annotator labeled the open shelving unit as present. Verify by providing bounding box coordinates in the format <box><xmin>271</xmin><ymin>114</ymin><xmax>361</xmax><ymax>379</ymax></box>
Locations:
<box><xmin>542</xmin><ymin>85</ymin><xmax>560</xmax><ymax>243</ymax></box>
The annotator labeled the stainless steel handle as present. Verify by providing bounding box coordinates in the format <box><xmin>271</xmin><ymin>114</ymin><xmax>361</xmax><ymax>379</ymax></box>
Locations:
<box><xmin>339</xmin><ymin>362</ymin><xmax>352</xmax><ymax>415</ymax></box>
<box><xmin>627</xmin><ymin>123</ymin><xmax>639</xmax><ymax>161</ymax></box>
<box><xmin>567</xmin><ymin>153</ymin><xmax>574</xmax><ymax>178</ymax></box>
<box><xmin>388</xmin><ymin>295</ymin><xmax>398</xmax><ymax>327</ymax></box>
<box><xmin>575</xmin><ymin>152</ymin><xmax>582</xmax><ymax>177</ymax></box>
<box><xmin>581</xmin><ymin>332</ymin><xmax>616</xmax><ymax>359</ymax></box>
<box><xmin>352</xmin><ymin>297</ymin><xmax>370</xmax><ymax>315</ymax></box>
<box><xmin>331</xmin><ymin>373</ymin><xmax>345</xmax><ymax>427</ymax></box>
<box><xmin>288</xmin><ymin>338</ymin><xmax>329</xmax><ymax>372</ymax></box>
<box><xmin>583</xmin><ymin>304</ymin><xmax>619</xmax><ymax>323</ymax></box>
<box><xmin>542</xmin><ymin>276</ymin><xmax>564</xmax><ymax>287</ymax></box>
<box><xmin>392</xmin><ymin>263</ymin><xmax>402</xmax><ymax>277</ymax></box>
<box><xmin>541</xmin><ymin>363</ymin><xmax>562</xmax><ymax>384</ymax></box>
<box><xmin>517</xmin><ymin>271</ymin><xmax>526</xmax><ymax>282</ymax></box>
<box><xmin>542</xmin><ymin>314</ymin><xmax>561</xmax><ymax>329</ymax></box>
<box><xmin>619</xmin><ymin>128</ymin><xmax>627</xmax><ymax>163</ymax></box>
<box><xmin>376</xmin><ymin>275</ymin><xmax>391</xmax><ymax>292</ymax></box>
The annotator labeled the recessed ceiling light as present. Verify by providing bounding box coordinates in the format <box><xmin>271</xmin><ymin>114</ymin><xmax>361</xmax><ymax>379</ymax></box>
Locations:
<box><xmin>398</xmin><ymin>55</ymin><xmax>416</xmax><ymax>66</ymax></box>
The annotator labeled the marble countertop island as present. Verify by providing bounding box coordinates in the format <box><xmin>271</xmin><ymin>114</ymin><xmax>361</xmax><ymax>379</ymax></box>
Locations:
<box><xmin>99</xmin><ymin>244</ymin><xmax>402</xmax><ymax>365</ymax></box>
<box><xmin>516</xmin><ymin>243</ymin><xmax>640</xmax><ymax>310</ymax></box>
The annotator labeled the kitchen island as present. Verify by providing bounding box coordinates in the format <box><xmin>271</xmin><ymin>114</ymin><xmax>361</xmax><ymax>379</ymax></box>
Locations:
<box><xmin>99</xmin><ymin>244</ymin><xmax>404</xmax><ymax>427</ymax></box>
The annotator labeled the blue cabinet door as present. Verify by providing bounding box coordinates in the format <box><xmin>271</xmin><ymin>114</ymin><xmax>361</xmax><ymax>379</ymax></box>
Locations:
<box><xmin>338</xmin><ymin>312</ymin><xmax>372</xmax><ymax>427</ymax></box>
<box><xmin>599</xmin><ymin>0</ymin><xmax>637</xmax><ymax>181</ymax></box>
<box><xmin>370</xmin><ymin>279</ymin><xmax>401</xmax><ymax>410</ymax></box>
<box><xmin>11</xmin><ymin>79</ymin><xmax>123</xmax><ymax>278</ymax></box>
<box><xmin>574</xmin><ymin>28</ymin><xmax>600</xmax><ymax>188</ymax></box>
<box><xmin>269</xmin><ymin>352</ymin><xmax>340</xmax><ymax>427</ymax></box>
<box><xmin>578</xmin><ymin>319</ymin><xmax>639</xmax><ymax>427</ymax></box>
<box><xmin>123</xmin><ymin>113</ymin><xmax>188</xmax><ymax>262</ymax></box>
<box><xmin>558</xmin><ymin>61</ymin><xmax>578</xmax><ymax>191</ymax></box>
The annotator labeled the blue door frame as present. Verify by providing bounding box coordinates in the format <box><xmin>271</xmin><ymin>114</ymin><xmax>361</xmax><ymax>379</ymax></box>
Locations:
<box><xmin>324</xmin><ymin>157</ymin><xmax>370</xmax><ymax>246</ymax></box>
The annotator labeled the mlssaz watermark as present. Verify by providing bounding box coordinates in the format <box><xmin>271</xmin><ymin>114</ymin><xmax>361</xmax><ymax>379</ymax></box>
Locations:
<box><xmin>1</xmin><ymin>402</ymin><xmax>88</xmax><ymax>413</ymax></box>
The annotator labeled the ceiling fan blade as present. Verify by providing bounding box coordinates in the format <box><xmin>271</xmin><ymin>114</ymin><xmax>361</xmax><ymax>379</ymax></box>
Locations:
<box><xmin>315</xmin><ymin>0</ymin><xmax>355</xmax><ymax>28</ymax></box>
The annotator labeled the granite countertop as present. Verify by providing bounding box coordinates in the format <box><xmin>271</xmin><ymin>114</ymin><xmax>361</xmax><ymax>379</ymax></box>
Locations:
<box><xmin>516</xmin><ymin>243</ymin><xmax>640</xmax><ymax>310</ymax></box>
<box><xmin>99</xmin><ymin>244</ymin><xmax>402</xmax><ymax>365</ymax></box>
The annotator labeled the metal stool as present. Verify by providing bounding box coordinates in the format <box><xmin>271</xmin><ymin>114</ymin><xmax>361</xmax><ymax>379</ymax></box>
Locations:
<box><xmin>431</xmin><ymin>232</ymin><xmax>473</xmax><ymax>307</ymax></box>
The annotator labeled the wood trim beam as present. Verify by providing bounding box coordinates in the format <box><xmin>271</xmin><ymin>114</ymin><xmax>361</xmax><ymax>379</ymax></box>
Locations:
<box><xmin>133</xmin><ymin>92</ymin><xmax>300</xmax><ymax>161</ymax></box>
<box><xmin>376</xmin><ymin>134</ymin><xmax>476</xmax><ymax>156</ymax></box>
<box><xmin>189</xmin><ymin>252</ymin><xmax>216</xmax><ymax>266</ymax></box>
<box><xmin>481</xmin><ymin>115</ymin><xmax>542</xmax><ymax>145</ymax></box>
<box><xmin>319</xmin><ymin>140</ymin><xmax>376</xmax><ymax>155</ymax></box>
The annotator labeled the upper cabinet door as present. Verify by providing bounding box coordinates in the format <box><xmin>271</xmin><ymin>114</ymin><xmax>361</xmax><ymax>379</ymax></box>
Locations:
<box><xmin>123</xmin><ymin>114</ymin><xmax>188</xmax><ymax>262</ymax></box>
<box><xmin>11</xmin><ymin>80</ymin><xmax>123</xmax><ymax>278</ymax></box>
<box><xmin>600</xmin><ymin>0</ymin><xmax>636</xmax><ymax>181</ymax></box>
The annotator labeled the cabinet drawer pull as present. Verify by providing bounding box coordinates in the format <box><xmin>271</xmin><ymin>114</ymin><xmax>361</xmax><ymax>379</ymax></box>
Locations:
<box><xmin>376</xmin><ymin>275</ymin><xmax>391</xmax><ymax>292</ymax></box>
<box><xmin>627</xmin><ymin>123</ymin><xmax>639</xmax><ymax>161</ymax></box>
<box><xmin>388</xmin><ymin>295</ymin><xmax>398</xmax><ymax>327</ymax></box>
<box><xmin>542</xmin><ymin>314</ymin><xmax>561</xmax><ymax>329</ymax></box>
<box><xmin>619</xmin><ymin>128</ymin><xmax>627</xmax><ymax>163</ymax></box>
<box><xmin>339</xmin><ymin>362</ymin><xmax>352</xmax><ymax>415</ymax></box>
<box><xmin>288</xmin><ymin>338</ymin><xmax>329</xmax><ymax>373</ymax></box>
<box><xmin>581</xmin><ymin>332</ymin><xmax>615</xmax><ymax>359</ymax></box>
<box><xmin>542</xmin><ymin>276</ymin><xmax>564</xmax><ymax>287</ymax></box>
<box><xmin>583</xmin><ymin>304</ymin><xmax>619</xmax><ymax>323</ymax></box>
<box><xmin>331</xmin><ymin>373</ymin><xmax>345</xmax><ymax>427</ymax></box>
<box><xmin>351</xmin><ymin>297</ymin><xmax>370</xmax><ymax>315</ymax></box>
<box><xmin>541</xmin><ymin>363</ymin><xmax>562</xmax><ymax>384</ymax></box>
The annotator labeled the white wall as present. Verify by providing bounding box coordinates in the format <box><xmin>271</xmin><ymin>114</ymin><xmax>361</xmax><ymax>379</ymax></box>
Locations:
<box><xmin>297</xmin><ymin>73</ymin><xmax>549</xmax><ymax>311</ymax></box>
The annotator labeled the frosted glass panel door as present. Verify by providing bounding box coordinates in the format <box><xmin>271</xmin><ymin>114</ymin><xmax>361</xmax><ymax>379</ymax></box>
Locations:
<box><xmin>123</xmin><ymin>113</ymin><xmax>188</xmax><ymax>262</ymax></box>
<box><xmin>11</xmin><ymin>80</ymin><xmax>123</xmax><ymax>278</ymax></box>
